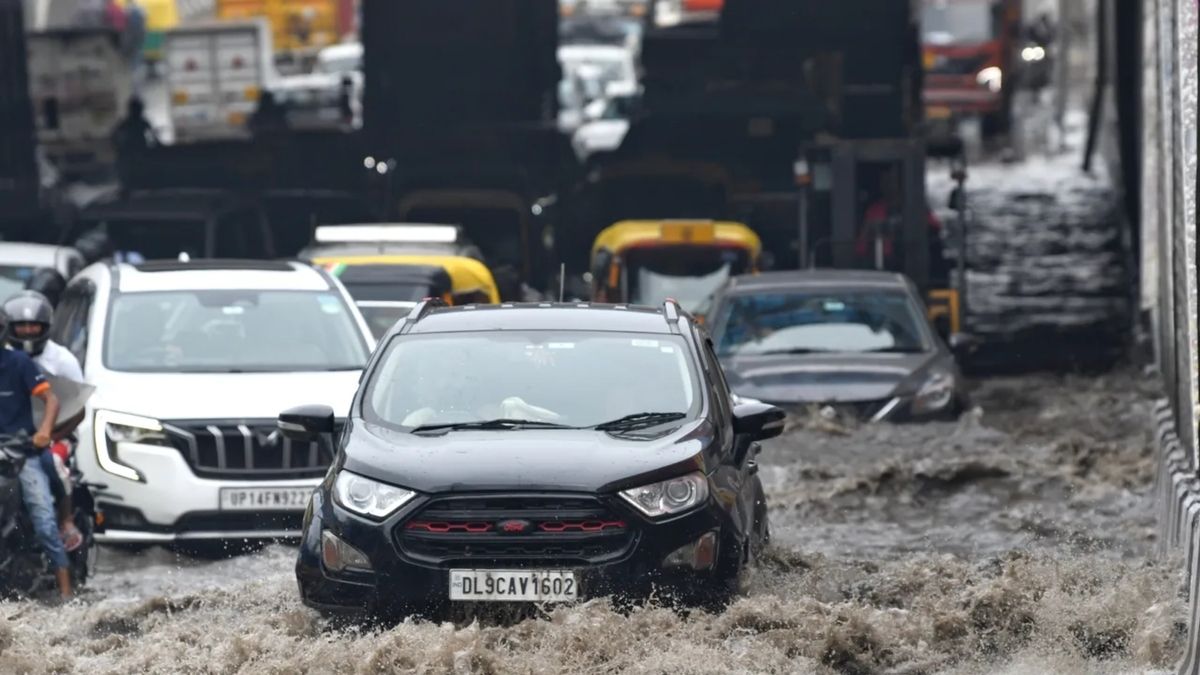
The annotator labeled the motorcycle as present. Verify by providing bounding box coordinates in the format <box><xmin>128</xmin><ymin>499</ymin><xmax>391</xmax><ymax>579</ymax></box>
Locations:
<box><xmin>0</xmin><ymin>432</ymin><xmax>102</xmax><ymax>598</ymax></box>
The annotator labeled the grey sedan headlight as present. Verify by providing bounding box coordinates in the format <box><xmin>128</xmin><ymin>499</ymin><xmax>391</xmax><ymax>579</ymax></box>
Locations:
<box><xmin>619</xmin><ymin>472</ymin><xmax>709</xmax><ymax>518</ymax></box>
<box><xmin>911</xmin><ymin>370</ymin><xmax>955</xmax><ymax>415</ymax></box>
<box><xmin>333</xmin><ymin>471</ymin><xmax>416</xmax><ymax>519</ymax></box>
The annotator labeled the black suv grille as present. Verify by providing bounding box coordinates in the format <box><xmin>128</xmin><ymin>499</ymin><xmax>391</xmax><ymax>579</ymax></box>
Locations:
<box><xmin>162</xmin><ymin>419</ymin><xmax>341</xmax><ymax>481</ymax></box>
<box><xmin>397</xmin><ymin>495</ymin><xmax>636</xmax><ymax>568</ymax></box>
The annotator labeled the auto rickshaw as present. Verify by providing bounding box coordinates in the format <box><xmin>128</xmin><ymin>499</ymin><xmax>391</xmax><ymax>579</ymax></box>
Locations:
<box><xmin>590</xmin><ymin>220</ymin><xmax>761</xmax><ymax>314</ymax></box>
<box><xmin>315</xmin><ymin>254</ymin><xmax>501</xmax><ymax>338</ymax></box>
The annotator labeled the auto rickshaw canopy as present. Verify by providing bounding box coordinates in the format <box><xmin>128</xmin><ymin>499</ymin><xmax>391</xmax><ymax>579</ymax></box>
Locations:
<box><xmin>591</xmin><ymin>220</ymin><xmax>762</xmax><ymax>260</ymax></box>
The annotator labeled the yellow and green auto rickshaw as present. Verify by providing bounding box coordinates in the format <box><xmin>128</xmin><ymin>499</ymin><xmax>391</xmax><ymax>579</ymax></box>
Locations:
<box><xmin>590</xmin><ymin>220</ymin><xmax>762</xmax><ymax>315</ymax></box>
<box><xmin>315</xmin><ymin>254</ymin><xmax>500</xmax><ymax>338</ymax></box>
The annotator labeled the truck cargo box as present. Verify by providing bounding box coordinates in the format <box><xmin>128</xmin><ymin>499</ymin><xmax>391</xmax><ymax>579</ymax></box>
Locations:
<box><xmin>166</xmin><ymin>19</ymin><xmax>277</xmax><ymax>142</ymax></box>
<box><xmin>26</xmin><ymin>29</ymin><xmax>131</xmax><ymax>174</ymax></box>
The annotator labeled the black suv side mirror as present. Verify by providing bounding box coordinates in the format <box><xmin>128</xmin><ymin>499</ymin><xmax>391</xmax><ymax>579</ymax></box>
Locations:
<box><xmin>732</xmin><ymin>401</ymin><xmax>786</xmax><ymax>441</ymax></box>
<box><xmin>278</xmin><ymin>404</ymin><xmax>335</xmax><ymax>442</ymax></box>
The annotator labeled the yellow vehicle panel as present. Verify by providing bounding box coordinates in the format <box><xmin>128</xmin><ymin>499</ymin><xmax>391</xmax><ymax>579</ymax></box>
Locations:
<box><xmin>117</xmin><ymin>0</ymin><xmax>179</xmax><ymax>59</ymax></box>
<box><xmin>118</xmin><ymin>0</ymin><xmax>179</xmax><ymax>30</ymax></box>
<box><xmin>591</xmin><ymin>220</ymin><xmax>762</xmax><ymax>258</ymax></box>
<box><xmin>313</xmin><ymin>254</ymin><xmax>501</xmax><ymax>304</ymax></box>
<box><xmin>217</xmin><ymin>0</ymin><xmax>340</xmax><ymax>54</ymax></box>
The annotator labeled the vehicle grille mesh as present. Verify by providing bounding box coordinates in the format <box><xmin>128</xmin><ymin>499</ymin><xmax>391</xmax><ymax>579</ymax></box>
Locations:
<box><xmin>162</xmin><ymin>419</ymin><xmax>341</xmax><ymax>480</ymax></box>
<box><xmin>397</xmin><ymin>494</ymin><xmax>635</xmax><ymax>567</ymax></box>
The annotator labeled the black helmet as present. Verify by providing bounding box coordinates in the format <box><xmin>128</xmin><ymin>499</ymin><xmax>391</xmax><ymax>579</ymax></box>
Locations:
<box><xmin>2</xmin><ymin>291</ymin><xmax>54</xmax><ymax>356</ymax></box>
<box><xmin>25</xmin><ymin>268</ymin><xmax>67</xmax><ymax>309</ymax></box>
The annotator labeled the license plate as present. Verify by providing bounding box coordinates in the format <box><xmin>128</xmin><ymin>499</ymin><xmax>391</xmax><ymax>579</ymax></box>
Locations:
<box><xmin>449</xmin><ymin>569</ymin><xmax>577</xmax><ymax>603</ymax></box>
<box><xmin>219</xmin><ymin>487</ymin><xmax>311</xmax><ymax>511</ymax></box>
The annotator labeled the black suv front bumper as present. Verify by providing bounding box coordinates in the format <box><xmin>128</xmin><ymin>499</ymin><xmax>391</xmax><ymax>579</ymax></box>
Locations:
<box><xmin>295</xmin><ymin>488</ymin><xmax>735</xmax><ymax>616</ymax></box>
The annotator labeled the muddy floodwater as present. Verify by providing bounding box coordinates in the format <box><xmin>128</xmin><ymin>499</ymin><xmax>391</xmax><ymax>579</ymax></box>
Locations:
<box><xmin>0</xmin><ymin>372</ymin><xmax>1187</xmax><ymax>674</ymax></box>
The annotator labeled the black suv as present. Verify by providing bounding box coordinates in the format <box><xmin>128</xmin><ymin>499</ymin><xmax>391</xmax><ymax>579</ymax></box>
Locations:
<box><xmin>282</xmin><ymin>300</ymin><xmax>785</xmax><ymax>617</ymax></box>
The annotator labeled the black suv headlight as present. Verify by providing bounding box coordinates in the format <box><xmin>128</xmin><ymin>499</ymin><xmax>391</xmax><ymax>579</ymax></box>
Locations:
<box><xmin>619</xmin><ymin>472</ymin><xmax>709</xmax><ymax>518</ymax></box>
<box><xmin>333</xmin><ymin>470</ymin><xmax>416</xmax><ymax>520</ymax></box>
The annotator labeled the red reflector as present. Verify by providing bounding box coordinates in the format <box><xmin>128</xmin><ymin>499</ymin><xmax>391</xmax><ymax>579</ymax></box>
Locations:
<box><xmin>232</xmin><ymin>56</ymin><xmax>245</xmax><ymax>69</ymax></box>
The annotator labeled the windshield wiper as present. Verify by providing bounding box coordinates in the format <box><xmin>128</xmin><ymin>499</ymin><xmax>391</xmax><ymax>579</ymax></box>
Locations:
<box><xmin>756</xmin><ymin>348</ymin><xmax>833</xmax><ymax>355</ymax></box>
<box><xmin>411</xmin><ymin>418</ymin><xmax>574</xmax><ymax>434</ymax></box>
<box><xmin>863</xmin><ymin>347</ymin><xmax>926</xmax><ymax>354</ymax></box>
<box><xmin>593</xmin><ymin>412</ymin><xmax>687</xmax><ymax>432</ymax></box>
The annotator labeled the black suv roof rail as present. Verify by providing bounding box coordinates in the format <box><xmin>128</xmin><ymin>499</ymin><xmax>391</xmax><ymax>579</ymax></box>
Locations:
<box><xmin>399</xmin><ymin>297</ymin><xmax>445</xmax><ymax>334</ymax></box>
<box><xmin>662</xmin><ymin>299</ymin><xmax>683</xmax><ymax>334</ymax></box>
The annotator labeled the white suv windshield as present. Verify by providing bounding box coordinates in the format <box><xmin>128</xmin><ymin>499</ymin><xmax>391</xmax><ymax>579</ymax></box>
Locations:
<box><xmin>105</xmin><ymin>290</ymin><xmax>369</xmax><ymax>372</ymax></box>
<box><xmin>366</xmin><ymin>331</ymin><xmax>698</xmax><ymax>429</ymax></box>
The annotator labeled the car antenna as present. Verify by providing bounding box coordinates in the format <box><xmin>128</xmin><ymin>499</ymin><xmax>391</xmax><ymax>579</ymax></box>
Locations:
<box><xmin>559</xmin><ymin>263</ymin><xmax>566</xmax><ymax>302</ymax></box>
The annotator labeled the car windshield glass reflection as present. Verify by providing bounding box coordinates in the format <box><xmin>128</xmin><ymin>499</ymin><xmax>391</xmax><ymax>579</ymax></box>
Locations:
<box><xmin>626</xmin><ymin>247</ymin><xmax>749</xmax><ymax>313</ymax></box>
<box><xmin>715</xmin><ymin>291</ymin><xmax>929</xmax><ymax>356</ymax></box>
<box><xmin>366</xmin><ymin>331</ymin><xmax>699</xmax><ymax>430</ymax></box>
<box><xmin>0</xmin><ymin>265</ymin><xmax>34</xmax><ymax>301</ymax></box>
<box><xmin>922</xmin><ymin>2</ymin><xmax>992</xmax><ymax>45</ymax></box>
<box><xmin>105</xmin><ymin>290</ymin><xmax>370</xmax><ymax>372</ymax></box>
<box><xmin>356</xmin><ymin>303</ymin><xmax>413</xmax><ymax>339</ymax></box>
<box><xmin>633</xmin><ymin>265</ymin><xmax>730</xmax><ymax>314</ymax></box>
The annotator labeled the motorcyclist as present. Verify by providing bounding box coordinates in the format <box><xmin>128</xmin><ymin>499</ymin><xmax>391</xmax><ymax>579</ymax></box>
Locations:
<box><xmin>3</xmin><ymin>292</ymin><xmax>85</xmax><ymax>552</ymax></box>
<box><xmin>0</xmin><ymin>306</ymin><xmax>70</xmax><ymax>600</ymax></box>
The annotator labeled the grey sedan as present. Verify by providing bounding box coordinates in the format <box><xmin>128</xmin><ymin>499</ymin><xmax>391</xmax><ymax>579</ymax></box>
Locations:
<box><xmin>706</xmin><ymin>270</ymin><xmax>970</xmax><ymax>422</ymax></box>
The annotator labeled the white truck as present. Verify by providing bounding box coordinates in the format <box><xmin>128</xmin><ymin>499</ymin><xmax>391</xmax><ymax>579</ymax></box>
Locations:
<box><xmin>166</xmin><ymin>19</ymin><xmax>277</xmax><ymax>142</ymax></box>
<box><xmin>25</xmin><ymin>29</ymin><xmax>132</xmax><ymax>173</ymax></box>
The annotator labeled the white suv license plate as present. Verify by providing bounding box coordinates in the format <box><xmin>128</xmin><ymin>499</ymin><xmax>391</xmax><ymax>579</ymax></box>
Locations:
<box><xmin>449</xmin><ymin>569</ymin><xmax>577</xmax><ymax>603</ymax></box>
<box><xmin>219</xmin><ymin>487</ymin><xmax>311</xmax><ymax>511</ymax></box>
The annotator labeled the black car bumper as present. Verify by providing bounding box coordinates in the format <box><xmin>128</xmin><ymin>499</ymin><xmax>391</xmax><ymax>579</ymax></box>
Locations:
<box><xmin>295</xmin><ymin>489</ymin><xmax>735</xmax><ymax>616</ymax></box>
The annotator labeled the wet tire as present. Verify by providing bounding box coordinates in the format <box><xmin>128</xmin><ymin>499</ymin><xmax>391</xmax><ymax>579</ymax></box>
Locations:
<box><xmin>751</xmin><ymin>476</ymin><xmax>770</xmax><ymax>558</ymax></box>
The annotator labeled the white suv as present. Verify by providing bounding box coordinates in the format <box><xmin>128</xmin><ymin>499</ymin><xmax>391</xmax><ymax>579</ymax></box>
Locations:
<box><xmin>51</xmin><ymin>260</ymin><xmax>375</xmax><ymax>544</ymax></box>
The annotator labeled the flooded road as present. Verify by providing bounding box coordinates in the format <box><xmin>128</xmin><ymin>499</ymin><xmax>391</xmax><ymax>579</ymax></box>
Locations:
<box><xmin>0</xmin><ymin>372</ymin><xmax>1186</xmax><ymax>674</ymax></box>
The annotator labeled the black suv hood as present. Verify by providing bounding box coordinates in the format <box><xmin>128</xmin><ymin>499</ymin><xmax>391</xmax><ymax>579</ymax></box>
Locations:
<box><xmin>341</xmin><ymin>420</ymin><xmax>710</xmax><ymax>494</ymax></box>
<box><xmin>722</xmin><ymin>351</ymin><xmax>940</xmax><ymax>404</ymax></box>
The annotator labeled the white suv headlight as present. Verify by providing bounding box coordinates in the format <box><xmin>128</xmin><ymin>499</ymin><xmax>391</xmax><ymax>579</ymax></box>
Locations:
<box><xmin>619</xmin><ymin>472</ymin><xmax>709</xmax><ymax>518</ymax></box>
<box><xmin>93</xmin><ymin>410</ymin><xmax>167</xmax><ymax>482</ymax></box>
<box><xmin>333</xmin><ymin>471</ymin><xmax>415</xmax><ymax>519</ymax></box>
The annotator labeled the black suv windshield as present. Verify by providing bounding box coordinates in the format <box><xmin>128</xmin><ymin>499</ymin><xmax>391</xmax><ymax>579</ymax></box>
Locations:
<box><xmin>714</xmin><ymin>290</ymin><xmax>930</xmax><ymax>356</ymax></box>
<box><xmin>105</xmin><ymin>290</ymin><xmax>370</xmax><ymax>372</ymax></box>
<box><xmin>365</xmin><ymin>331</ymin><xmax>700</xmax><ymax>430</ymax></box>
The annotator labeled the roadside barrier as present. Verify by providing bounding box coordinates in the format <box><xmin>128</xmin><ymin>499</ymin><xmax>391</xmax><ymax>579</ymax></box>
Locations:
<box><xmin>1153</xmin><ymin>399</ymin><xmax>1200</xmax><ymax>674</ymax></box>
